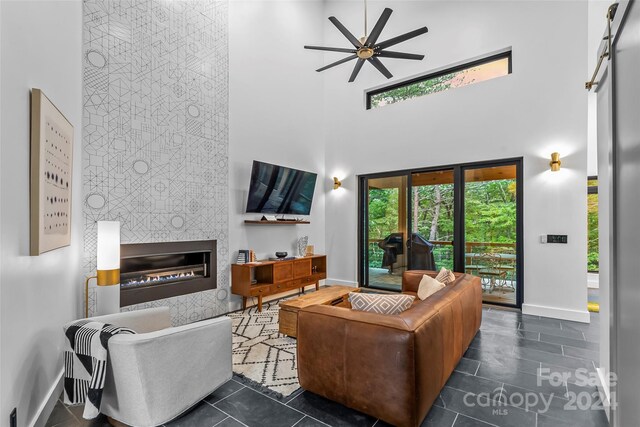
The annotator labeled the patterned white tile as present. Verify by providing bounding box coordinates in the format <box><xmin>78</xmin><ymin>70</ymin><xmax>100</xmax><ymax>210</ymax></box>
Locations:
<box><xmin>83</xmin><ymin>0</ymin><xmax>229</xmax><ymax>323</ymax></box>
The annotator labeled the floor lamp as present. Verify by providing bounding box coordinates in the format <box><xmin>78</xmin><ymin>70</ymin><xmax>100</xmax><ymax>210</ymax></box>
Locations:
<box><xmin>85</xmin><ymin>221</ymin><xmax>121</xmax><ymax>317</ymax></box>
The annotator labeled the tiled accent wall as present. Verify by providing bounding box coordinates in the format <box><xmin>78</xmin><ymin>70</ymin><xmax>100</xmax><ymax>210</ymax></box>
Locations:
<box><xmin>82</xmin><ymin>0</ymin><xmax>229</xmax><ymax>324</ymax></box>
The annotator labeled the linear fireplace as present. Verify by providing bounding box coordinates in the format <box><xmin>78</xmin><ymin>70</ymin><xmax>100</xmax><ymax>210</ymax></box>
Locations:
<box><xmin>120</xmin><ymin>240</ymin><xmax>216</xmax><ymax>307</ymax></box>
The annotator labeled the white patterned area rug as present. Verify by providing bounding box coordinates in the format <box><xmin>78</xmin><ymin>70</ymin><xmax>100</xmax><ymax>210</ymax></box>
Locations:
<box><xmin>227</xmin><ymin>297</ymin><xmax>301</xmax><ymax>399</ymax></box>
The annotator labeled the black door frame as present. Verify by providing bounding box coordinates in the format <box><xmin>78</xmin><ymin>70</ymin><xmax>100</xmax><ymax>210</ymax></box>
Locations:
<box><xmin>358</xmin><ymin>157</ymin><xmax>524</xmax><ymax>308</ymax></box>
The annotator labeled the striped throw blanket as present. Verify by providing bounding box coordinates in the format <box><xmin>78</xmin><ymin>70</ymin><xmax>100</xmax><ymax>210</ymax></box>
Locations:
<box><xmin>63</xmin><ymin>320</ymin><xmax>135</xmax><ymax>419</ymax></box>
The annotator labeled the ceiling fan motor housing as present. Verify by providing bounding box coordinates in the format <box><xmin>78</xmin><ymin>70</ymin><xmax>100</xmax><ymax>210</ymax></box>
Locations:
<box><xmin>357</xmin><ymin>47</ymin><xmax>375</xmax><ymax>59</ymax></box>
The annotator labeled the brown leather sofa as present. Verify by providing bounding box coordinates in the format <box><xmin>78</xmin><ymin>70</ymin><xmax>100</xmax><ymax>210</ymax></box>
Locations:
<box><xmin>297</xmin><ymin>270</ymin><xmax>482</xmax><ymax>427</ymax></box>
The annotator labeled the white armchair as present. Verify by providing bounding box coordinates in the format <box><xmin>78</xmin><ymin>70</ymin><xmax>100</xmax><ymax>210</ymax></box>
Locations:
<box><xmin>66</xmin><ymin>307</ymin><xmax>232</xmax><ymax>427</ymax></box>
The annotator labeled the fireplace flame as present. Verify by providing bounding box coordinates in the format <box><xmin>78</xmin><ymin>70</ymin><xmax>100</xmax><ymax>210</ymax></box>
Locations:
<box><xmin>123</xmin><ymin>271</ymin><xmax>197</xmax><ymax>288</ymax></box>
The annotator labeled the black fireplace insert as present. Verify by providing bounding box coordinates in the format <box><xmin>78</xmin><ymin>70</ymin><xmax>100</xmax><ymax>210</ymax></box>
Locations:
<box><xmin>120</xmin><ymin>240</ymin><xmax>216</xmax><ymax>307</ymax></box>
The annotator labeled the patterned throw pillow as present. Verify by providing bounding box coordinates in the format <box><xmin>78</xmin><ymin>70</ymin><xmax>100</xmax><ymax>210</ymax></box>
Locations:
<box><xmin>349</xmin><ymin>293</ymin><xmax>415</xmax><ymax>315</ymax></box>
<box><xmin>435</xmin><ymin>267</ymin><xmax>456</xmax><ymax>284</ymax></box>
<box><xmin>417</xmin><ymin>274</ymin><xmax>446</xmax><ymax>300</ymax></box>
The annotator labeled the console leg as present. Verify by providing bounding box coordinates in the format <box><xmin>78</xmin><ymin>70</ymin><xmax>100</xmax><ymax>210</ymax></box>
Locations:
<box><xmin>315</xmin><ymin>281</ymin><xmax>319</xmax><ymax>291</ymax></box>
<box><xmin>258</xmin><ymin>295</ymin><xmax>262</xmax><ymax>312</ymax></box>
<box><xmin>242</xmin><ymin>297</ymin><xmax>247</xmax><ymax>311</ymax></box>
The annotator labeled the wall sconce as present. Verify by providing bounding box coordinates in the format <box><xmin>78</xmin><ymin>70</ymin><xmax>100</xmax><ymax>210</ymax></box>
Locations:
<box><xmin>333</xmin><ymin>177</ymin><xmax>342</xmax><ymax>190</ymax></box>
<box><xmin>549</xmin><ymin>152</ymin><xmax>561</xmax><ymax>172</ymax></box>
<box><xmin>85</xmin><ymin>221</ymin><xmax>121</xmax><ymax>317</ymax></box>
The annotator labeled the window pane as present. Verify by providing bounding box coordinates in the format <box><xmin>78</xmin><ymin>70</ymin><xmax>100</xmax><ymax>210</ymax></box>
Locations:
<box><xmin>368</xmin><ymin>53</ymin><xmax>511</xmax><ymax>109</ymax></box>
<box><xmin>588</xmin><ymin>179</ymin><xmax>599</xmax><ymax>272</ymax></box>
<box><xmin>464</xmin><ymin>165</ymin><xmax>518</xmax><ymax>306</ymax></box>
<box><xmin>410</xmin><ymin>170</ymin><xmax>455</xmax><ymax>271</ymax></box>
<box><xmin>367</xmin><ymin>175</ymin><xmax>407</xmax><ymax>291</ymax></box>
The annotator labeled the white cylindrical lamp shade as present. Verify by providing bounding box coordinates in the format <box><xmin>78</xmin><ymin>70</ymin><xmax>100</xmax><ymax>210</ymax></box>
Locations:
<box><xmin>96</xmin><ymin>221</ymin><xmax>121</xmax><ymax>315</ymax></box>
<box><xmin>97</xmin><ymin>221</ymin><xmax>120</xmax><ymax>271</ymax></box>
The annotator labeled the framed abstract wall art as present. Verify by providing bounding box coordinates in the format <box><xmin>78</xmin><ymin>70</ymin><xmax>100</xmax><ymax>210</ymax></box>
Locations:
<box><xmin>30</xmin><ymin>88</ymin><xmax>74</xmax><ymax>255</ymax></box>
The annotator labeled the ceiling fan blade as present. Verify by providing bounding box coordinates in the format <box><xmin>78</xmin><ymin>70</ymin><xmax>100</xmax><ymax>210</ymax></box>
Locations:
<box><xmin>329</xmin><ymin>16</ymin><xmax>363</xmax><ymax>48</ymax></box>
<box><xmin>365</xmin><ymin>8</ymin><xmax>393</xmax><ymax>47</ymax></box>
<box><xmin>348</xmin><ymin>59</ymin><xmax>366</xmax><ymax>82</ymax></box>
<box><xmin>375</xmin><ymin>26</ymin><xmax>428</xmax><ymax>50</ymax></box>
<box><xmin>316</xmin><ymin>54</ymin><xmax>358</xmax><ymax>72</ymax></box>
<box><xmin>377</xmin><ymin>50</ymin><xmax>425</xmax><ymax>60</ymax></box>
<box><xmin>367</xmin><ymin>56</ymin><xmax>393</xmax><ymax>79</ymax></box>
<box><xmin>304</xmin><ymin>45</ymin><xmax>358</xmax><ymax>54</ymax></box>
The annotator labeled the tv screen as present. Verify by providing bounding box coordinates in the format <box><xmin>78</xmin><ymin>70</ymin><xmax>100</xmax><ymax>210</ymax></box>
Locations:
<box><xmin>246</xmin><ymin>161</ymin><xmax>317</xmax><ymax>215</ymax></box>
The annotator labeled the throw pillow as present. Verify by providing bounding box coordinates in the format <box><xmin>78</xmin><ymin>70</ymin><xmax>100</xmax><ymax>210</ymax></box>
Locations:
<box><xmin>417</xmin><ymin>274</ymin><xmax>446</xmax><ymax>300</ymax></box>
<box><xmin>349</xmin><ymin>293</ymin><xmax>414</xmax><ymax>315</ymax></box>
<box><xmin>435</xmin><ymin>267</ymin><xmax>456</xmax><ymax>284</ymax></box>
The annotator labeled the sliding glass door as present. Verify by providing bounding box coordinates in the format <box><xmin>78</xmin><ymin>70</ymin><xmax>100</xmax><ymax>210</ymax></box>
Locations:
<box><xmin>359</xmin><ymin>159</ymin><xmax>523</xmax><ymax>307</ymax></box>
<box><xmin>364</xmin><ymin>175</ymin><xmax>408</xmax><ymax>291</ymax></box>
<box><xmin>463</xmin><ymin>164</ymin><xmax>520</xmax><ymax>305</ymax></box>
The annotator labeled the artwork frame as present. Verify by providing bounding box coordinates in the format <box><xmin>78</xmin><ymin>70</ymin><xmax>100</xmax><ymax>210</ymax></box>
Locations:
<box><xmin>30</xmin><ymin>88</ymin><xmax>74</xmax><ymax>255</ymax></box>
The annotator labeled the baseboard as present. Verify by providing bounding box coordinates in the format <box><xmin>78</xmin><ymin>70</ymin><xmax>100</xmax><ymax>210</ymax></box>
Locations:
<box><xmin>522</xmin><ymin>303</ymin><xmax>591</xmax><ymax>323</ymax></box>
<box><xmin>31</xmin><ymin>370</ymin><xmax>63</xmax><ymax>427</ymax></box>
<box><xmin>326</xmin><ymin>278</ymin><xmax>358</xmax><ymax>287</ymax></box>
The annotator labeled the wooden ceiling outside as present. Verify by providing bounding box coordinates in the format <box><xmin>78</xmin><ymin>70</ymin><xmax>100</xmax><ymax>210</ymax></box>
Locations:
<box><xmin>412</xmin><ymin>170</ymin><xmax>455</xmax><ymax>186</ymax></box>
<box><xmin>369</xmin><ymin>166</ymin><xmax>516</xmax><ymax>189</ymax></box>
<box><xmin>464</xmin><ymin>165</ymin><xmax>516</xmax><ymax>182</ymax></box>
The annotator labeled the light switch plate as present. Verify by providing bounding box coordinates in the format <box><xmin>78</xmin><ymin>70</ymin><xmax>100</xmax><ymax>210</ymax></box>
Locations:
<box><xmin>548</xmin><ymin>234</ymin><xmax>568</xmax><ymax>244</ymax></box>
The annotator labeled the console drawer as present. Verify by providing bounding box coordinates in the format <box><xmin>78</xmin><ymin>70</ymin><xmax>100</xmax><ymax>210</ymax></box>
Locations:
<box><xmin>274</xmin><ymin>279</ymin><xmax>301</xmax><ymax>291</ymax></box>
<box><xmin>249</xmin><ymin>285</ymin><xmax>270</xmax><ymax>296</ymax></box>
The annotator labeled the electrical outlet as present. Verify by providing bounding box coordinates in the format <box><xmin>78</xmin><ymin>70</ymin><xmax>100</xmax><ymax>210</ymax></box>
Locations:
<box><xmin>10</xmin><ymin>408</ymin><xmax>16</xmax><ymax>427</ymax></box>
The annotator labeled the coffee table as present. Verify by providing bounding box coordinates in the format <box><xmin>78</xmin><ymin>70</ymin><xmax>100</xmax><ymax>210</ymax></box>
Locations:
<box><xmin>278</xmin><ymin>285</ymin><xmax>359</xmax><ymax>338</ymax></box>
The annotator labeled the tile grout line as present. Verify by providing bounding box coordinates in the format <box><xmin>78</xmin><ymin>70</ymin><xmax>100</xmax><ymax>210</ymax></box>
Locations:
<box><xmin>208</xmin><ymin>386</ymin><xmax>247</xmax><ymax>406</ymax></box>
<box><xmin>451</xmin><ymin>412</ymin><xmax>459</xmax><ymax>427</ymax></box>
<box><xmin>283</xmin><ymin>402</ymin><xmax>332</xmax><ymax>427</ymax></box>
<box><xmin>290</xmin><ymin>416</ymin><xmax>306</xmax><ymax>427</ymax></box>
<box><xmin>212</xmin><ymin>416</ymin><xmax>231</xmax><ymax>427</ymax></box>
<box><xmin>284</xmin><ymin>389</ymin><xmax>306</xmax><ymax>405</ymax></box>
<box><xmin>469</xmin><ymin>372</ymin><xmax>569</xmax><ymax>403</ymax></box>
<box><xmin>237</xmin><ymin>386</ymin><xmax>330</xmax><ymax>427</ymax></box>
<box><xmin>459</xmin><ymin>412</ymin><xmax>500</xmax><ymax>427</ymax></box>
<box><xmin>207</xmin><ymin>403</ymin><xmax>250</xmax><ymax>427</ymax></box>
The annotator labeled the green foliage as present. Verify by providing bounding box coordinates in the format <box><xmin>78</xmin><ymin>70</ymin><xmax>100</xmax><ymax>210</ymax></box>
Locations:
<box><xmin>370</xmin><ymin>72</ymin><xmax>456</xmax><ymax>108</ymax></box>
<box><xmin>367</xmin><ymin>179</ymin><xmax>517</xmax><ymax>270</ymax></box>
<box><xmin>587</xmin><ymin>192</ymin><xmax>599</xmax><ymax>272</ymax></box>
<box><xmin>464</xmin><ymin>180</ymin><xmax>517</xmax><ymax>245</ymax></box>
<box><xmin>368</xmin><ymin>188</ymin><xmax>399</xmax><ymax>240</ymax></box>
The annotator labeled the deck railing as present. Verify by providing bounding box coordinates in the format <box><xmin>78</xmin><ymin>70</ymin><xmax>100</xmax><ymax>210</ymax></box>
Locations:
<box><xmin>367</xmin><ymin>238</ymin><xmax>516</xmax><ymax>276</ymax></box>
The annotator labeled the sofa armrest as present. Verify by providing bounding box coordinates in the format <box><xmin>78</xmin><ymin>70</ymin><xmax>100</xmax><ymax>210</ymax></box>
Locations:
<box><xmin>297</xmin><ymin>306</ymin><xmax>418</xmax><ymax>426</ymax></box>
<box><xmin>102</xmin><ymin>316</ymin><xmax>232</xmax><ymax>426</ymax></box>
<box><xmin>71</xmin><ymin>307</ymin><xmax>172</xmax><ymax>333</ymax></box>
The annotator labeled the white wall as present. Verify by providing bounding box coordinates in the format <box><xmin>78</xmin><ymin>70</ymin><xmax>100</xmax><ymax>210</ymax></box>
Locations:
<box><xmin>0</xmin><ymin>1</ymin><xmax>83</xmax><ymax>425</ymax></box>
<box><xmin>322</xmin><ymin>1</ymin><xmax>589</xmax><ymax>321</ymax></box>
<box><xmin>228</xmin><ymin>1</ymin><xmax>327</xmax><ymax>307</ymax></box>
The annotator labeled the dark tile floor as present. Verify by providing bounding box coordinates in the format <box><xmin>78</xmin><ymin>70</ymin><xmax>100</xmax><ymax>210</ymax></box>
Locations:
<box><xmin>46</xmin><ymin>306</ymin><xmax>608</xmax><ymax>427</ymax></box>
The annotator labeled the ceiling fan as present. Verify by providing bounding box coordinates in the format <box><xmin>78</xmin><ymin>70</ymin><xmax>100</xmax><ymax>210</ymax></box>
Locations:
<box><xmin>304</xmin><ymin>3</ymin><xmax>428</xmax><ymax>82</ymax></box>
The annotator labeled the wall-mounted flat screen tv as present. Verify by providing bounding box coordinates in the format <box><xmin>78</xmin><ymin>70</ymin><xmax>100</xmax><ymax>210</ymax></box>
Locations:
<box><xmin>246</xmin><ymin>161</ymin><xmax>317</xmax><ymax>215</ymax></box>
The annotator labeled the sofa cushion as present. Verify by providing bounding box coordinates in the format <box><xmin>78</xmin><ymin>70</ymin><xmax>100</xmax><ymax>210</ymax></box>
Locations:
<box><xmin>348</xmin><ymin>293</ymin><xmax>414</xmax><ymax>315</ymax></box>
<box><xmin>417</xmin><ymin>274</ymin><xmax>446</xmax><ymax>300</ymax></box>
<box><xmin>435</xmin><ymin>267</ymin><xmax>456</xmax><ymax>284</ymax></box>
